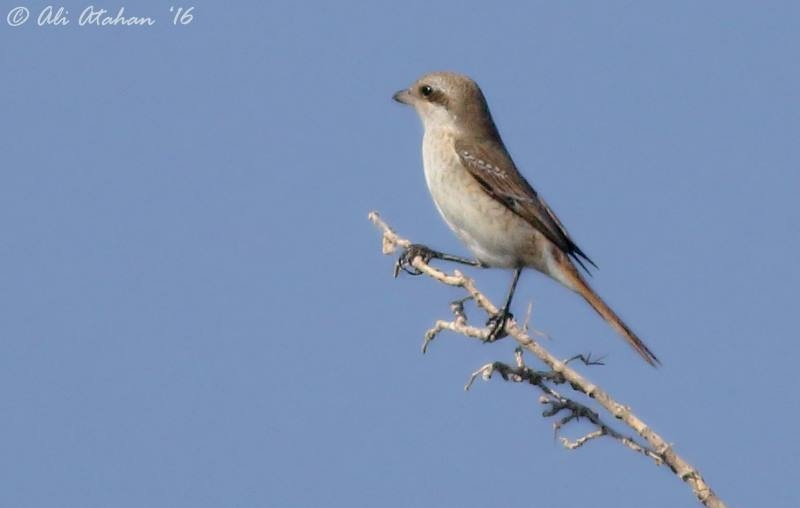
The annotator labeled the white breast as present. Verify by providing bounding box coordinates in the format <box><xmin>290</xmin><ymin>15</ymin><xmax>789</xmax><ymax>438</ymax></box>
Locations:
<box><xmin>421</xmin><ymin>129</ymin><xmax>537</xmax><ymax>268</ymax></box>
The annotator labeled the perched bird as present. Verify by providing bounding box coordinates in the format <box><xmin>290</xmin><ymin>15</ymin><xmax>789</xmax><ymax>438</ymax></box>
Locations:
<box><xmin>393</xmin><ymin>71</ymin><xmax>659</xmax><ymax>366</ymax></box>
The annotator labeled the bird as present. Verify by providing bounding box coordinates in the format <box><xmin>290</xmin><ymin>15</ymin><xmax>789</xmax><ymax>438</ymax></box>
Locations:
<box><xmin>392</xmin><ymin>71</ymin><xmax>659</xmax><ymax>366</ymax></box>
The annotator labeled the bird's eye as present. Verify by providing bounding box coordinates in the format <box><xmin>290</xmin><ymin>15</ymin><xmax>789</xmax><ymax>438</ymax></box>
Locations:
<box><xmin>419</xmin><ymin>85</ymin><xmax>433</xmax><ymax>97</ymax></box>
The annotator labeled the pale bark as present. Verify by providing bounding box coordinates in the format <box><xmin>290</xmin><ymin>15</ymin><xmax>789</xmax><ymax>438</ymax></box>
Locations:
<box><xmin>369</xmin><ymin>211</ymin><xmax>726</xmax><ymax>508</ymax></box>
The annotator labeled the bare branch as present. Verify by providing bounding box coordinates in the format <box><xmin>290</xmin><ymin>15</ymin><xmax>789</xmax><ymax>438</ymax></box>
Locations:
<box><xmin>368</xmin><ymin>211</ymin><xmax>726</xmax><ymax>508</ymax></box>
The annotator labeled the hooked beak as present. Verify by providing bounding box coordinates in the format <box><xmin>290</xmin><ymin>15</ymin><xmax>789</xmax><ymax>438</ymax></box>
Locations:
<box><xmin>392</xmin><ymin>89</ymin><xmax>412</xmax><ymax>105</ymax></box>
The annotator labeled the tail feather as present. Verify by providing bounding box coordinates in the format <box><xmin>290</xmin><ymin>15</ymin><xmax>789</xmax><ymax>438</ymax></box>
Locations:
<box><xmin>560</xmin><ymin>263</ymin><xmax>660</xmax><ymax>366</ymax></box>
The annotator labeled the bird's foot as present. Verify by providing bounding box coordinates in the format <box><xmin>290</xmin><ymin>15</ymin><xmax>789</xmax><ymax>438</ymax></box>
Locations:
<box><xmin>484</xmin><ymin>310</ymin><xmax>513</xmax><ymax>342</ymax></box>
<box><xmin>394</xmin><ymin>244</ymin><xmax>485</xmax><ymax>277</ymax></box>
<box><xmin>394</xmin><ymin>243</ymin><xmax>440</xmax><ymax>277</ymax></box>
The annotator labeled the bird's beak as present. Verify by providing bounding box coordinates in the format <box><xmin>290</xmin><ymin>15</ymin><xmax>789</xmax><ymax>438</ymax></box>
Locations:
<box><xmin>393</xmin><ymin>89</ymin><xmax>412</xmax><ymax>105</ymax></box>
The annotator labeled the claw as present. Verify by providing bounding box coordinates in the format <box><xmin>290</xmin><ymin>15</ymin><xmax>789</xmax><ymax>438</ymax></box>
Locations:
<box><xmin>394</xmin><ymin>244</ymin><xmax>438</xmax><ymax>277</ymax></box>
<box><xmin>485</xmin><ymin>311</ymin><xmax>513</xmax><ymax>342</ymax></box>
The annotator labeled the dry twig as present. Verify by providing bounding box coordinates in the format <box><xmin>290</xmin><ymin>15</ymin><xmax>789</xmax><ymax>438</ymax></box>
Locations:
<box><xmin>368</xmin><ymin>211</ymin><xmax>726</xmax><ymax>508</ymax></box>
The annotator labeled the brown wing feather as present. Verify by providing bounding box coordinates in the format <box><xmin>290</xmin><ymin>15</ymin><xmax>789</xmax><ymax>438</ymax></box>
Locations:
<box><xmin>454</xmin><ymin>138</ymin><xmax>596</xmax><ymax>272</ymax></box>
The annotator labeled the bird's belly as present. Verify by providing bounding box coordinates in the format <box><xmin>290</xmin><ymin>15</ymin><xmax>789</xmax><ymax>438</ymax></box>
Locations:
<box><xmin>422</xmin><ymin>135</ymin><xmax>544</xmax><ymax>269</ymax></box>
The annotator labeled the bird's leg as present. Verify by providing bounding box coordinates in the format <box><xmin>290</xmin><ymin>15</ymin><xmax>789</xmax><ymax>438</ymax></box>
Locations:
<box><xmin>485</xmin><ymin>267</ymin><xmax>523</xmax><ymax>341</ymax></box>
<box><xmin>394</xmin><ymin>243</ymin><xmax>484</xmax><ymax>277</ymax></box>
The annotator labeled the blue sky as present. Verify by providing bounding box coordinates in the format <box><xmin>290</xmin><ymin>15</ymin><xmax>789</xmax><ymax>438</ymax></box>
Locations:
<box><xmin>1</xmin><ymin>1</ymin><xmax>798</xmax><ymax>506</ymax></box>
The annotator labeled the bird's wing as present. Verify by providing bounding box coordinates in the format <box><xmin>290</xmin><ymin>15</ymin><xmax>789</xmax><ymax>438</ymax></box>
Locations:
<box><xmin>454</xmin><ymin>138</ymin><xmax>596</xmax><ymax>272</ymax></box>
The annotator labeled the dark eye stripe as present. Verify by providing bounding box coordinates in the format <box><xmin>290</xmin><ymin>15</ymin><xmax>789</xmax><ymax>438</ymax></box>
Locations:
<box><xmin>427</xmin><ymin>89</ymin><xmax>448</xmax><ymax>107</ymax></box>
<box><xmin>417</xmin><ymin>84</ymin><xmax>449</xmax><ymax>107</ymax></box>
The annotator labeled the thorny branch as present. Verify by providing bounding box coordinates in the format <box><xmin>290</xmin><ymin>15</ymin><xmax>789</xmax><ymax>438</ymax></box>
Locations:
<box><xmin>465</xmin><ymin>349</ymin><xmax>661</xmax><ymax>460</ymax></box>
<box><xmin>368</xmin><ymin>211</ymin><xmax>726</xmax><ymax>508</ymax></box>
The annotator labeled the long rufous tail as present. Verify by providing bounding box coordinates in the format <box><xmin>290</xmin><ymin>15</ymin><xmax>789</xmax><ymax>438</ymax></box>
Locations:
<box><xmin>559</xmin><ymin>262</ymin><xmax>660</xmax><ymax>366</ymax></box>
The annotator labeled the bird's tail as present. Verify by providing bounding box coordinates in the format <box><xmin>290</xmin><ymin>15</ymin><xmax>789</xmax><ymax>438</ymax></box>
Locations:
<box><xmin>558</xmin><ymin>261</ymin><xmax>660</xmax><ymax>367</ymax></box>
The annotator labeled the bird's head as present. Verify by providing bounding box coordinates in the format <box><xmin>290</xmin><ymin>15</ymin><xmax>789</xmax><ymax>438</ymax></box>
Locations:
<box><xmin>393</xmin><ymin>71</ymin><xmax>498</xmax><ymax>137</ymax></box>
